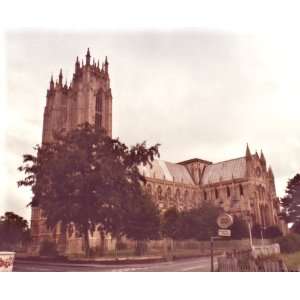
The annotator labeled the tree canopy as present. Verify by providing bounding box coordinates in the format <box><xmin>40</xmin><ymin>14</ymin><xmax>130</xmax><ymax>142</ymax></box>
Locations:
<box><xmin>18</xmin><ymin>123</ymin><xmax>160</xmax><ymax>255</ymax></box>
<box><xmin>161</xmin><ymin>202</ymin><xmax>220</xmax><ymax>241</ymax></box>
<box><xmin>280</xmin><ymin>174</ymin><xmax>300</xmax><ymax>224</ymax></box>
<box><xmin>0</xmin><ymin>212</ymin><xmax>30</xmax><ymax>251</ymax></box>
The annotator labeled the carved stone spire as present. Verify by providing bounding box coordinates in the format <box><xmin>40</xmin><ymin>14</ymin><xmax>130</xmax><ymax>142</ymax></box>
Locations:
<box><xmin>86</xmin><ymin>48</ymin><xmax>91</xmax><ymax>65</ymax></box>
<box><xmin>246</xmin><ymin>143</ymin><xmax>252</xmax><ymax>161</ymax></box>
<box><xmin>59</xmin><ymin>69</ymin><xmax>63</xmax><ymax>85</ymax></box>
<box><xmin>260</xmin><ymin>150</ymin><xmax>266</xmax><ymax>166</ymax></box>
<box><xmin>50</xmin><ymin>75</ymin><xmax>54</xmax><ymax>90</ymax></box>
<box><xmin>105</xmin><ymin>56</ymin><xmax>109</xmax><ymax>73</ymax></box>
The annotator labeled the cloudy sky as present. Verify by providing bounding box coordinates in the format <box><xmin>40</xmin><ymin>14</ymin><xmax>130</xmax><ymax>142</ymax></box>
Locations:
<box><xmin>3</xmin><ymin>30</ymin><xmax>300</xmax><ymax>221</ymax></box>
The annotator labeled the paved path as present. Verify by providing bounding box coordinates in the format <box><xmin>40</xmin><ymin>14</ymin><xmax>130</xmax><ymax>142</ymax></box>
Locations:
<box><xmin>14</xmin><ymin>256</ymin><xmax>217</xmax><ymax>272</ymax></box>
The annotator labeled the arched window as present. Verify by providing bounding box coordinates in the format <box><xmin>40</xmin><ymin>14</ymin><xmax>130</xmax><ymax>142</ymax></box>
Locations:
<box><xmin>227</xmin><ymin>186</ymin><xmax>231</xmax><ymax>197</ymax></box>
<box><xmin>166</xmin><ymin>187</ymin><xmax>171</xmax><ymax>200</ymax></box>
<box><xmin>157</xmin><ymin>186</ymin><xmax>162</xmax><ymax>201</ymax></box>
<box><xmin>215</xmin><ymin>188</ymin><xmax>218</xmax><ymax>199</ymax></box>
<box><xmin>146</xmin><ymin>184</ymin><xmax>152</xmax><ymax>195</ymax></box>
<box><xmin>95</xmin><ymin>91</ymin><xmax>102</xmax><ymax>129</ymax></box>
<box><xmin>239</xmin><ymin>184</ymin><xmax>244</xmax><ymax>196</ymax></box>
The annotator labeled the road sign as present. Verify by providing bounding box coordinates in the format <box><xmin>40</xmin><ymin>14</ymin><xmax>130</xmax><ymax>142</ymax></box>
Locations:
<box><xmin>218</xmin><ymin>229</ymin><xmax>231</xmax><ymax>237</ymax></box>
<box><xmin>217</xmin><ymin>213</ymin><xmax>233</xmax><ymax>229</ymax></box>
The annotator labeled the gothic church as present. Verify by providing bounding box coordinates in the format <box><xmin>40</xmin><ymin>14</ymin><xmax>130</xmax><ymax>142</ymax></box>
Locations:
<box><xmin>31</xmin><ymin>49</ymin><xmax>287</xmax><ymax>255</ymax></box>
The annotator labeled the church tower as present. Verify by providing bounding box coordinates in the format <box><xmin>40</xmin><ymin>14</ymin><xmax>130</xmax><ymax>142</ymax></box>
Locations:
<box><xmin>31</xmin><ymin>49</ymin><xmax>113</xmax><ymax>253</ymax></box>
<box><xmin>43</xmin><ymin>48</ymin><xmax>112</xmax><ymax>143</ymax></box>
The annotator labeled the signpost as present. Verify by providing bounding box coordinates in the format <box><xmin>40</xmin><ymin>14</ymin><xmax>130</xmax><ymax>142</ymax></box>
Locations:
<box><xmin>216</xmin><ymin>213</ymin><xmax>233</xmax><ymax>229</ymax></box>
<box><xmin>218</xmin><ymin>229</ymin><xmax>231</xmax><ymax>237</ymax></box>
<box><xmin>211</xmin><ymin>213</ymin><xmax>234</xmax><ymax>272</ymax></box>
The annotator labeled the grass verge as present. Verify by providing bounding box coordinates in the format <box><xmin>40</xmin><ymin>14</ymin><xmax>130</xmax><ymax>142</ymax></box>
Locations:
<box><xmin>281</xmin><ymin>251</ymin><xmax>300</xmax><ymax>271</ymax></box>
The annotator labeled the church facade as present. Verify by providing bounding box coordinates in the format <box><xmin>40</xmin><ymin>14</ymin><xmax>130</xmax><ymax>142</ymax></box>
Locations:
<box><xmin>31</xmin><ymin>49</ymin><xmax>286</xmax><ymax>255</ymax></box>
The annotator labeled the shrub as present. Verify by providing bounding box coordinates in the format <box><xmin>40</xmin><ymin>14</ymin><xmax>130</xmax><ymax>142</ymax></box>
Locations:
<box><xmin>252</xmin><ymin>223</ymin><xmax>263</xmax><ymax>239</ymax></box>
<box><xmin>264</xmin><ymin>225</ymin><xmax>282</xmax><ymax>239</ymax></box>
<box><xmin>39</xmin><ymin>240</ymin><xmax>58</xmax><ymax>257</ymax></box>
<box><xmin>230</xmin><ymin>217</ymin><xmax>249</xmax><ymax>239</ymax></box>
<box><xmin>275</xmin><ymin>234</ymin><xmax>300</xmax><ymax>253</ymax></box>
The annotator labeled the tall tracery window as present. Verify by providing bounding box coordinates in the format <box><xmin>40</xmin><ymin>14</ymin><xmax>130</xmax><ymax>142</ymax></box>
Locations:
<box><xmin>239</xmin><ymin>184</ymin><xmax>244</xmax><ymax>196</ymax></box>
<box><xmin>146</xmin><ymin>184</ymin><xmax>152</xmax><ymax>195</ymax></box>
<box><xmin>227</xmin><ymin>186</ymin><xmax>231</xmax><ymax>197</ymax></box>
<box><xmin>215</xmin><ymin>188</ymin><xmax>218</xmax><ymax>199</ymax></box>
<box><xmin>157</xmin><ymin>186</ymin><xmax>163</xmax><ymax>201</ymax></box>
<box><xmin>95</xmin><ymin>91</ymin><xmax>102</xmax><ymax>129</ymax></box>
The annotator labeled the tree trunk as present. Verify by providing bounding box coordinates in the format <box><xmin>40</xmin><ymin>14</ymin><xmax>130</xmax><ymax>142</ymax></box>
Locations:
<box><xmin>84</xmin><ymin>227</ymin><xmax>90</xmax><ymax>258</ymax></box>
<box><xmin>99</xmin><ymin>229</ymin><xmax>105</xmax><ymax>256</ymax></box>
<box><xmin>135</xmin><ymin>240</ymin><xmax>147</xmax><ymax>256</ymax></box>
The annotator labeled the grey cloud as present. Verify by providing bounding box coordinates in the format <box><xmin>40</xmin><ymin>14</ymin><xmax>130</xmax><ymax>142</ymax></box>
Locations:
<box><xmin>3</xmin><ymin>30</ymin><xmax>300</xmax><ymax>220</ymax></box>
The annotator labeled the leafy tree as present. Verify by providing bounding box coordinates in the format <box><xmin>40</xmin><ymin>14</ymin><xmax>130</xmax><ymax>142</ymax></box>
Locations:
<box><xmin>18</xmin><ymin>123</ymin><xmax>160</xmax><ymax>256</ymax></box>
<box><xmin>229</xmin><ymin>217</ymin><xmax>249</xmax><ymax>239</ymax></box>
<box><xmin>162</xmin><ymin>202</ymin><xmax>220</xmax><ymax>241</ymax></box>
<box><xmin>161</xmin><ymin>207</ymin><xmax>180</xmax><ymax>239</ymax></box>
<box><xmin>0</xmin><ymin>212</ymin><xmax>30</xmax><ymax>251</ymax></box>
<box><xmin>264</xmin><ymin>225</ymin><xmax>282</xmax><ymax>239</ymax></box>
<box><xmin>280</xmin><ymin>174</ymin><xmax>300</xmax><ymax>224</ymax></box>
<box><xmin>192</xmin><ymin>202</ymin><xmax>220</xmax><ymax>241</ymax></box>
<box><xmin>251</xmin><ymin>223</ymin><xmax>263</xmax><ymax>239</ymax></box>
<box><xmin>122</xmin><ymin>192</ymin><xmax>161</xmax><ymax>255</ymax></box>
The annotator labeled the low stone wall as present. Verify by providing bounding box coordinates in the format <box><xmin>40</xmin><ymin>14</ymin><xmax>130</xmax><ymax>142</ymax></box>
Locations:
<box><xmin>146</xmin><ymin>238</ymin><xmax>271</xmax><ymax>254</ymax></box>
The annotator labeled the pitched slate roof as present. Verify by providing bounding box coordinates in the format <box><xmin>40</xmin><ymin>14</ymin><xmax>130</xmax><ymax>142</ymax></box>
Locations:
<box><xmin>139</xmin><ymin>160</ymin><xmax>195</xmax><ymax>185</ymax></box>
<box><xmin>201</xmin><ymin>157</ymin><xmax>246</xmax><ymax>185</ymax></box>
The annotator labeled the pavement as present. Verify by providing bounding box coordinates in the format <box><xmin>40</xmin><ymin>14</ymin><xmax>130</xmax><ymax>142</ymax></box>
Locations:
<box><xmin>13</xmin><ymin>256</ymin><xmax>217</xmax><ymax>272</ymax></box>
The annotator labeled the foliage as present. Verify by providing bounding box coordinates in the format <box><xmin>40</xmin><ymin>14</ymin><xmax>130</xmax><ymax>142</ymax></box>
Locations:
<box><xmin>251</xmin><ymin>223</ymin><xmax>263</xmax><ymax>239</ymax></box>
<box><xmin>18</xmin><ymin>123</ymin><xmax>160</xmax><ymax>256</ymax></box>
<box><xmin>121</xmin><ymin>192</ymin><xmax>161</xmax><ymax>241</ymax></box>
<box><xmin>161</xmin><ymin>207</ymin><xmax>180</xmax><ymax>239</ymax></box>
<box><xmin>39</xmin><ymin>240</ymin><xmax>58</xmax><ymax>257</ymax></box>
<box><xmin>264</xmin><ymin>225</ymin><xmax>282</xmax><ymax>239</ymax></box>
<box><xmin>275</xmin><ymin>233</ymin><xmax>300</xmax><ymax>253</ymax></box>
<box><xmin>0</xmin><ymin>212</ymin><xmax>30</xmax><ymax>251</ymax></box>
<box><xmin>161</xmin><ymin>202</ymin><xmax>220</xmax><ymax>241</ymax></box>
<box><xmin>281</xmin><ymin>251</ymin><xmax>300</xmax><ymax>271</ymax></box>
<box><xmin>280</xmin><ymin>173</ymin><xmax>300</xmax><ymax>223</ymax></box>
<box><xmin>229</xmin><ymin>217</ymin><xmax>249</xmax><ymax>239</ymax></box>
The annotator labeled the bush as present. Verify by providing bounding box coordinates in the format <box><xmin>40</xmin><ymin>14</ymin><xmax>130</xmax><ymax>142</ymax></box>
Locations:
<box><xmin>230</xmin><ymin>217</ymin><xmax>249</xmax><ymax>239</ymax></box>
<box><xmin>264</xmin><ymin>225</ymin><xmax>282</xmax><ymax>239</ymax></box>
<box><xmin>252</xmin><ymin>223</ymin><xmax>263</xmax><ymax>239</ymax></box>
<box><xmin>275</xmin><ymin>234</ymin><xmax>300</xmax><ymax>253</ymax></box>
<box><xmin>39</xmin><ymin>240</ymin><xmax>58</xmax><ymax>257</ymax></box>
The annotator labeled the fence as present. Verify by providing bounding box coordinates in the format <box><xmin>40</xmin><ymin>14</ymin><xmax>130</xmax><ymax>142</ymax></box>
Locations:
<box><xmin>217</xmin><ymin>246</ymin><xmax>288</xmax><ymax>272</ymax></box>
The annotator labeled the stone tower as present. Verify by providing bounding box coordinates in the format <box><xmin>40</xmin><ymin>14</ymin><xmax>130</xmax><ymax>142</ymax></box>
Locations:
<box><xmin>31</xmin><ymin>49</ymin><xmax>113</xmax><ymax>252</ymax></box>
<box><xmin>42</xmin><ymin>48</ymin><xmax>112</xmax><ymax>143</ymax></box>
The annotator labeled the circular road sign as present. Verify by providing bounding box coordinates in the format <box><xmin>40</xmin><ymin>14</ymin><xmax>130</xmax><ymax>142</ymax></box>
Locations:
<box><xmin>217</xmin><ymin>213</ymin><xmax>233</xmax><ymax>229</ymax></box>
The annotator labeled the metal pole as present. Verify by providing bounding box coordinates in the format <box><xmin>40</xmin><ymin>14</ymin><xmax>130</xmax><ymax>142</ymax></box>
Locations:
<box><xmin>210</xmin><ymin>237</ymin><xmax>214</xmax><ymax>272</ymax></box>
<box><xmin>248</xmin><ymin>222</ymin><xmax>253</xmax><ymax>249</ymax></box>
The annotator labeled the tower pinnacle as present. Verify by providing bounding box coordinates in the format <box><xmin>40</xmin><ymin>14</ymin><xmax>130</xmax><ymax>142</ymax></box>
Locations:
<box><xmin>50</xmin><ymin>75</ymin><xmax>54</xmax><ymax>90</ymax></box>
<box><xmin>59</xmin><ymin>69</ymin><xmax>63</xmax><ymax>85</ymax></box>
<box><xmin>105</xmin><ymin>56</ymin><xmax>109</xmax><ymax>73</ymax></box>
<box><xmin>86</xmin><ymin>48</ymin><xmax>91</xmax><ymax>65</ymax></box>
<box><xmin>260</xmin><ymin>150</ymin><xmax>266</xmax><ymax>166</ymax></box>
<box><xmin>245</xmin><ymin>143</ymin><xmax>251</xmax><ymax>160</ymax></box>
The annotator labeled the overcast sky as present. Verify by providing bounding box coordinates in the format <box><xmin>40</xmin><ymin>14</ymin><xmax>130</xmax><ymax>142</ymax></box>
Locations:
<box><xmin>3</xmin><ymin>30</ymin><xmax>300</xmax><ymax>221</ymax></box>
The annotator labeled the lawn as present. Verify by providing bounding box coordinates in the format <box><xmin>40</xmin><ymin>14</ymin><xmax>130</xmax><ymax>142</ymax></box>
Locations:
<box><xmin>281</xmin><ymin>251</ymin><xmax>300</xmax><ymax>271</ymax></box>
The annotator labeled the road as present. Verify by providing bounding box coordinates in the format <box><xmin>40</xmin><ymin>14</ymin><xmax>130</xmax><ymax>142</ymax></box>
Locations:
<box><xmin>13</xmin><ymin>256</ymin><xmax>216</xmax><ymax>272</ymax></box>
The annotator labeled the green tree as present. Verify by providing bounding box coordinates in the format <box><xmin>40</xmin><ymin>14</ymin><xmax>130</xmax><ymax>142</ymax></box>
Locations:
<box><xmin>161</xmin><ymin>207</ymin><xmax>180</xmax><ymax>239</ymax></box>
<box><xmin>264</xmin><ymin>225</ymin><xmax>282</xmax><ymax>239</ymax></box>
<box><xmin>162</xmin><ymin>202</ymin><xmax>220</xmax><ymax>241</ymax></box>
<box><xmin>229</xmin><ymin>217</ymin><xmax>249</xmax><ymax>239</ymax></box>
<box><xmin>18</xmin><ymin>123</ymin><xmax>160</xmax><ymax>256</ymax></box>
<box><xmin>122</xmin><ymin>192</ymin><xmax>161</xmax><ymax>255</ymax></box>
<box><xmin>0</xmin><ymin>212</ymin><xmax>30</xmax><ymax>251</ymax></box>
<box><xmin>280</xmin><ymin>174</ymin><xmax>300</xmax><ymax>224</ymax></box>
